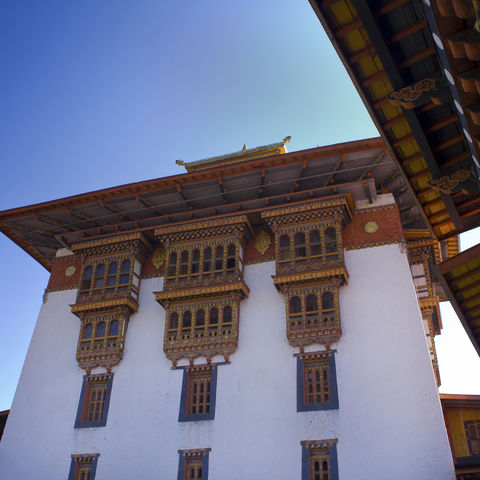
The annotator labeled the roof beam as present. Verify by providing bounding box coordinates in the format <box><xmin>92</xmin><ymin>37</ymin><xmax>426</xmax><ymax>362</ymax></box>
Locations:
<box><xmin>66</xmin><ymin>208</ymin><xmax>102</xmax><ymax>227</ymax></box>
<box><xmin>217</xmin><ymin>177</ymin><xmax>228</xmax><ymax>204</ymax></box>
<box><xmin>390</xmin><ymin>19</ymin><xmax>427</xmax><ymax>43</ymax></box>
<box><xmin>135</xmin><ymin>193</ymin><xmax>164</xmax><ymax>216</ymax></box>
<box><xmin>457</xmin><ymin>278</ymin><xmax>480</xmax><ymax>298</ymax></box>
<box><xmin>376</xmin><ymin>0</ymin><xmax>409</xmax><ymax>16</ymax></box>
<box><xmin>358</xmin><ymin>151</ymin><xmax>386</xmax><ymax>180</ymax></box>
<box><xmin>175</xmin><ymin>183</ymin><xmax>193</xmax><ymax>210</ymax></box>
<box><xmin>398</xmin><ymin>46</ymin><xmax>436</xmax><ymax>69</ymax></box>
<box><xmin>33</xmin><ymin>213</ymin><xmax>75</xmax><ymax>232</ymax></box>
<box><xmin>424</xmin><ymin>115</ymin><xmax>458</xmax><ymax>134</ymax></box>
<box><xmin>323</xmin><ymin>155</ymin><xmax>344</xmax><ymax>187</ymax></box>
<box><xmin>99</xmin><ymin>199</ymin><xmax>132</xmax><ymax>222</ymax></box>
<box><xmin>5</xmin><ymin>221</ymin><xmax>55</xmax><ymax>236</ymax></box>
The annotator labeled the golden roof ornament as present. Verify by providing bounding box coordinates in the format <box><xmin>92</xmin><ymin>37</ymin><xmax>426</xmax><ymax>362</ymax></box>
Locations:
<box><xmin>176</xmin><ymin>137</ymin><xmax>292</xmax><ymax>173</ymax></box>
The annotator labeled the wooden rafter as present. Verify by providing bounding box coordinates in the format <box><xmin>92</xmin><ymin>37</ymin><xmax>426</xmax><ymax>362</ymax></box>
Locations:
<box><xmin>57</xmin><ymin>180</ymin><xmax>361</xmax><ymax>243</ymax></box>
<box><xmin>398</xmin><ymin>46</ymin><xmax>436</xmax><ymax>69</ymax></box>
<box><xmin>290</xmin><ymin>160</ymin><xmax>307</xmax><ymax>193</ymax></box>
<box><xmin>376</xmin><ymin>0</ymin><xmax>409</xmax><ymax>16</ymax></box>
<box><xmin>457</xmin><ymin>278</ymin><xmax>480</xmax><ymax>298</ymax></box>
<box><xmin>217</xmin><ymin>177</ymin><xmax>228</xmax><ymax>204</ymax></box>
<box><xmin>99</xmin><ymin>199</ymin><xmax>132</xmax><ymax>222</ymax></box>
<box><xmin>323</xmin><ymin>154</ymin><xmax>344</xmax><ymax>187</ymax></box>
<box><xmin>390</xmin><ymin>19</ymin><xmax>427</xmax><ymax>43</ymax></box>
<box><xmin>424</xmin><ymin>115</ymin><xmax>458</xmax><ymax>134</ymax></box>
<box><xmin>33</xmin><ymin>213</ymin><xmax>75</xmax><ymax>232</ymax></box>
<box><xmin>5</xmin><ymin>221</ymin><xmax>55</xmax><ymax>236</ymax></box>
<box><xmin>67</xmin><ymin>208</ymin><xmax>102</xmax><ymax>227</ymax></box>
<box><xmin>358</xmin><ymin>151</ymin><xmax>386</xmax><ymax>180</ymax></box>
<box><xmin>175</xmin><ymin>183</ymin><xmax>193</xmax><ymax>210</ymax></box>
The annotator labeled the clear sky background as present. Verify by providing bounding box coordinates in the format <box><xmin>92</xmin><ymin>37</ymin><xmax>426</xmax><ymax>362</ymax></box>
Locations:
<box><xmin>0</xmin><ymin>1</ymin><xmax>479</xmax><ymax>411</ymax></box>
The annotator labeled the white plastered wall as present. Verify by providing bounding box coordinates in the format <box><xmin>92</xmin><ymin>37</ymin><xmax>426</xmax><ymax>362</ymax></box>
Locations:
<box><xmin>0</xmin><ymin>244</ymin><xmax>455</xmax><ymax>480</ymax></box>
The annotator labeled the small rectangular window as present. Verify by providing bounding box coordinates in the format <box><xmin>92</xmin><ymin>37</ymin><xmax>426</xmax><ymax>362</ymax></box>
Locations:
<box><xmin>75</xmin><ymin>374</ymin><xmax>113</xmax><ymax>428</ymax></box>
<box><xmin>179</xmin><ymin>366</ymin><xmax>217</xmax><ymax>422</ymax></box>
<box><xmin>301</xmin><ymin>440</ymin><xmax>338</xmax><ymax>480</ymax></box>
<box><xmin>297</xmin><ymin>352</ymin><xmax>338</xmax><ymax>412</ymax></box>
<box><xmin>465</xmin><ymin>420</ymin><xmax>480</xmax><ymax>456</ymax></box>
<box><xmin>68</xmin><ymin>453</ymin><xmax>99</xmax><ymax>480</ymax></box>
<box><xmin>177</xmin><ymin>449</ymin><xmax>210</xmax><ymax>480</ymax></box>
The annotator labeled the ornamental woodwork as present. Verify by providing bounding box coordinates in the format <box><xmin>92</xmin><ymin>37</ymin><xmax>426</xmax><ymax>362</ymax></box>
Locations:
<box><xmin>285</xmin><ymin>286</ymin><xmax>341</xmax><ymax>347</ymax></box>
<box><xmin>162</xmin><ymin>297</ymin><xmax>241</xmax><ymax>365</ymax></box>
<box><xmin>407</xmin><ymin>238</ymin><xmax>443</xmax><ymax>386</ymax></box>
<box><xmin>262</xmin><ymin>197</ymin><xmax>351</xmax><ymax>288</ymax></box>
<box><xmin>71</xmin><ymin>233</ymin><xmax>152</xmax><ymax>372</ymax></box>
<box><xmin>262</xmin><ymin>198</ymin><xmax>351</xmax><ymax>348</ymax></box>
<box><xmin>155</xmin><ymin>216</ymin><xmax>252</xmax><ymax>364</ymax></box>
<box><xmin>76</xmin><ymin>309</ymin><xmax>128</xmax><ymax>373</ymax></box>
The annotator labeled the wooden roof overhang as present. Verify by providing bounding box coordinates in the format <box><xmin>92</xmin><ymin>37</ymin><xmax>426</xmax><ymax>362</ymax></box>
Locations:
<box><xmin>309</xmin><ymin>0</ymin><xmax>480</xmax><ymax>240</ymax></box>
<box><xmin>0</xmin><ymin>138</ymin><xmax>424</xmax><ymax>271</ymax></box>
<box><xmin>436</xmin><ymin>243</ymin><xmax>480</xmax><ymax>356</ymax></box>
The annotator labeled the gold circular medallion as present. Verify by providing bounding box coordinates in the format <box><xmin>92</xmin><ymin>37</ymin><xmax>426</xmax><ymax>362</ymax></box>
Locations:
<box><xmin>65</xmin><ymin>265</ymin><xmax>77</xmax><ymax>277</ymax></box>
<box><xmin>364</xmin><ymin>221</ymin><xmax>379</xmax><ymax>234</ymax></box>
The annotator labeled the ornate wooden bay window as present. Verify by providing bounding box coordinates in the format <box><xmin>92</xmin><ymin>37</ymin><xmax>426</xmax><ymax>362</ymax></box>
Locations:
<box><xmin>406</xmin><ymin>236</ymin><xmax>444</xmax><ymax>386</ymax></box>
<box><xmin>155</xmin><ymin>216</ymin><xmax>251</xmax><ymax>365</ymax></box>
<box><xmin>262</xmin><ymin>196</ymin><xmax>352</xmax><ymax>349</ymax></box>
<box><xmin>286</xmin><ymin>286</ymin><xmax>341</xmax><ymax>346</ymax></box>
<box><xmin>71</xmin><ymin>233</ymin><xmax>152</xmax><ymax>372</ymax></box>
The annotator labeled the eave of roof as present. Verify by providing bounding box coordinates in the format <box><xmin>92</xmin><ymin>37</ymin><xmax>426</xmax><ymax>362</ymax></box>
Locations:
<box><xmin>0</xmin><ymin>137</ymin><xmax>423</xmax><ymax>271</ymax></box>
<box><xmin>309</xmin><ymin>0</ymin><xmax>480</xmax><ymax>240</ymax></box>
<box><xmin>436</xmin><ymin>243</ymin><xmax>480</xmax><ymax>356</ymax></box>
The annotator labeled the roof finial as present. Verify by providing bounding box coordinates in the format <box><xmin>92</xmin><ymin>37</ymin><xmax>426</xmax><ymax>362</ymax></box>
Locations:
<box><xmin>283</xmin><ymin>136</ymin><xmax>291</xmax><ymax>145</ymax></box>
<box><xmin>176</xmin><ymin>159</ymin><xmax>186</xmax><ymax>167</ymax></box>
<box><xmin>242</xmin><ymin>144</ymin><xmax>247</xmax><ymax>151</ymax></box>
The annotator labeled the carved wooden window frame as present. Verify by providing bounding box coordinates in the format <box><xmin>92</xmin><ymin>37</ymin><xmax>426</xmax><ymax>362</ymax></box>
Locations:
<box><xmin>78</xmin><ymin>256</ymin><xmax>141</xmax><ymax>300</ymax></box>
<box><xmin>177</xmin><ymin>449</ymin><xmax>210</xmax><ymax>480</ymax></box>
<box><xmin>179</xmin><ymin>365</ymin><xmax>217</xmax><ymax>422</ymax></box>
<box><xmin>77</xmin><ymin>313</ymin><xmax>126</xmax><ymax>361</ymax></box>
<box><xmin>165</xmin><ymin>240</ymin><xmax>243</xmax><ymax>285</ymax></box>
<box><xmin>297</xmin><ymin>352</ymin><xmax>338</xmax><ymax>411</ymax></box>
<box><xmin>276</xmin><ymin>224</ymin><xmax>342</xmax><ymax>269</ymax></box>
<box><xmin>74</xmin><ymin>373</ymin><xmax>113</xmax><ymax>428</ymax></box>
<box><xmin>285</xmin><ymin>287</ymin><xmax>340</xmax><ymax>333</ymax></box>
<box><xmin>301</xmin><ymin>440</ymin><xmax>338</xmax><ymax>480</ymax></box>
<box><xmin>68</xmin><ymin>454</ymin><xmax>99</xmax><ymax>480</ymax></box>
<box><xmin>166</xmin><ymin>300</ymin><xmax>238</xmax><ymax>346</ymax></box>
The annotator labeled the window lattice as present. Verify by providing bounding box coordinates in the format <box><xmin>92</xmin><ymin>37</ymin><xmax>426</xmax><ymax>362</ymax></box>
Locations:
<box><xmin>78</xmin><ymin>315</ymin><xmax>124</xmax><ymax>357</ymax></box>
<box><xmin>277</xmin><ymin>225</ymin><xmax>341</xmax><ymax>268</ymax></box>
<box><xmin>165</xmin><ymin>241</ymin><xmax>242</xmax><ymax>285</ymax></box>
<box><xmin>287</xmin><ymin>289</ymin><xmax>338</xmax><ymax>331</ymax></box>
<box><xmin>185</xmin><ymin>456</ymin><xmax>203</xmax><ymax>480</ymax></box>
<box><xmin>78</xmin><ymin>257</ymin><xmax>140</xmax><ymax>300</ymax></box>
<box><xmin>69</xmin><ymin>454</ymin><xmax>98</xmax><ymax>480</ymax></box>
<box><xmin>80</xmin><ymin>375</ymin><xmax>111</xmax><ymax>423</ymax></box>
<box><xmin>465</xmin><ymin>420</ymin><xmax>480</xmax><ymax>456</ymax></box>
<box><xmin>187</xmin><ymin>369</ymin><xmax>212</xmax><ymax>415</ymax></box>
<box><xmin>310</xmin><ymin>451</ymin><xmax>330</xmax><ymax>480</ymax></box>
<box><xmin>178</xmin><ymin>450</ymin><xmax>210</xmax><ymax>480</ymax></box>
<box><xmin>304</xmin><ymin>358</ymin><xmax>330</xmax><ymax>405</ymax></box>
<box><xmin>167</xmin><ymin>302</ymin><xmax>236</xmax><ymax>344</ymax></box>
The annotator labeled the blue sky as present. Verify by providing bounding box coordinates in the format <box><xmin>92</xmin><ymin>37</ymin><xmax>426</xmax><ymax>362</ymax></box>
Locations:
<box><xmin>0</xmin><ymin>1</ymin><xmax>479</xmax><ymax>411</ymax></box>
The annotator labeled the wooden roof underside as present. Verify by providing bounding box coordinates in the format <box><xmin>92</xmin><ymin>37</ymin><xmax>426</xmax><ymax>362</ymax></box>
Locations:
<box><xmin>309</xmin><ymin>0</ymin><xmax>480</xmax><ymax>240</ymax></box>
<box><xmin>0</xmin><ymin>138</ymin><xmax>424</xmax><ymax>270</ymax></box>
<box><xmin>437</xmin><ymin>243</ymin><xmax>480</xmax><ymax>356</ymax></box>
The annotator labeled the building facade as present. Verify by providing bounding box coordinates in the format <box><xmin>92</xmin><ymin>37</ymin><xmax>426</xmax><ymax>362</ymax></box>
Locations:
<box><xmin>0</xmin><ymin>139</ymin><xmax>456</xmax><ymax>479</ymax></box>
